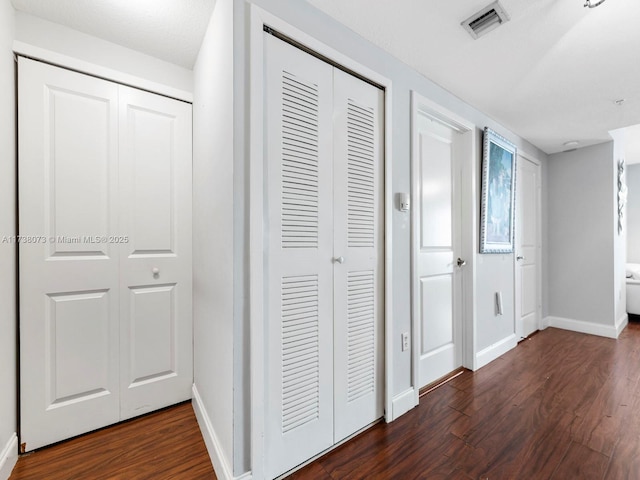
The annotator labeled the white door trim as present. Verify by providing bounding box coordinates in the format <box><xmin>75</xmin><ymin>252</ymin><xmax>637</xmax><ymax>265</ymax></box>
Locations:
<box><xmin>249</xmin><ymin>5</ymin><xmax>393</xmax><ymax>479</ymax></box>
<box><xmin>514</xmin><ymin>151</ymin><xmax>543</xmax><ymax>337</ymax></box>
<box><xmin>410</xmin><ymin>92</ymin><xmax>477</xmax><ymax>398</ymax></box>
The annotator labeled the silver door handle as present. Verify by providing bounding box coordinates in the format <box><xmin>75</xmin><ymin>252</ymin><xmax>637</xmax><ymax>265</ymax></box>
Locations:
<box><xmin>457</xmin><ymin>258</ymin><xmax>466</xmax><ymax>267</ymax></box>
<box><xmin>516</xmin><ymin>256</ymin><xmax>524</xmax><ymax>261</ymax></box>
<box><xmin>333</xmin><ymin>256</ymin><xmax>345</xmax><ymax>264</ymax></box>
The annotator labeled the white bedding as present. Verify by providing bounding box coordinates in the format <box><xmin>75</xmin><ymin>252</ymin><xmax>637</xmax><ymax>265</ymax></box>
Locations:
<box><xmin>626</xmin><ymin>263</ymin><xmax>640</xmax><ymax>280</ymax></box>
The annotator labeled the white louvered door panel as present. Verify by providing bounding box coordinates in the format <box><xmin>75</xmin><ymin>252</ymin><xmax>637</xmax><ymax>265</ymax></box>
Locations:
<box><xmin>332</xmin><ymin>69</ymin><xmax>384</xmax><ymax>442</ymax></box>
<box><xmin>264</xmin><ymin>33</ymin><xmax>335</xmax><ymax>479</ymax></box>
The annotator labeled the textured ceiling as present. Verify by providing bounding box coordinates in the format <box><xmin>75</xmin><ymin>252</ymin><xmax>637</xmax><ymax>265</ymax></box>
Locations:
<box><xmin>10</xmin><ymin>0</ymin><xmax>640</xmax><ymax>157</ymax></box>
<box><xmin>307</xmin><ymin>0</ymin><xmax>640</xmax><ymax>156</ymax></box>
<box><xmin>10</xmin><ymin>0</ymin><xmax>215</xmax><ymax>68</ymax></box>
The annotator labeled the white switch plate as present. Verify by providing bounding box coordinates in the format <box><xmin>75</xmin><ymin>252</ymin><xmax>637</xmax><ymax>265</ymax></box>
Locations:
<box><xmin>401</xmin><ymin>332</ymin><xmax>410</xmax><ymax>351</ymax></box>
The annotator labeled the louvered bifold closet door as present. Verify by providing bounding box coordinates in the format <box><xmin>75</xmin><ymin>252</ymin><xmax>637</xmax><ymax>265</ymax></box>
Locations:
<box><xmin>264</xmin><ymin>34</ymin><xmax>335</xmax><ymax>478</ymax></box>
<box><xmin>332</xmin><ymin>69</ymin><xmax>384</xmax><ymax>442</ymax></box>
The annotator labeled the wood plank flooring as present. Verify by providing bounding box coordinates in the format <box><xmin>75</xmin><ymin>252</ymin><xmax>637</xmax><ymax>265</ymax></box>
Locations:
<box><xmin>10</xmin><ymin>325</ymin><xmax>640</xmax><ymax>479</ymax></box>
<box><xmin>9</xmin><ymin>402</ymin><xmax>216</xmax><ymax>480</ymax></box>
<box><xmin>288</xmin><ymin>324</ymin><xmax>640</xmax><ymax>479</ymax></box>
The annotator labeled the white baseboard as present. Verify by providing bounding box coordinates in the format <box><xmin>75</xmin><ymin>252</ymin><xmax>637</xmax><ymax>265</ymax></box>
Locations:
<box><xmin>545</xmin><ymin>316</ymin><xmax>620</xmax><ymax>339</ymax></box>
<box><xmin>390</xmin><ymin>388</ymin><xmax>417</xmax><ymax>421</ymax></box>
<box><xmin>475</xmin><ymin>334</ymin><xmax>518</xmax><ymax>370</ymax></box>
<box><xmin>616</xmin><ymin>314</ymin><xmax>629</xmax><ymax>337</ymax></box>
<box><xmin>0</xmin><ymin>433</ymin><xmax>17</xmax><ymax>480</ymax></box>
<box><xmin>540</xmin><ymin>316</ymin><xmax>550</xmax><ymax>330</ymax></box>
<box><xmin>192</xmin><ymin>385</ymin><xmax>251</xmax><ymax>480</ymax></box>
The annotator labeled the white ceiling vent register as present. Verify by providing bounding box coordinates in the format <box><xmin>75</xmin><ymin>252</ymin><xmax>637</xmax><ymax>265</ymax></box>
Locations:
<box><xmin>461</xmin><ymin>1</ymin><xmax>510</xmax><ymax>39</ymax></box>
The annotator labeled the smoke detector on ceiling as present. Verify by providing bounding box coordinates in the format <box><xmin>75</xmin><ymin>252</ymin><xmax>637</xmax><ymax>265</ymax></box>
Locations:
<box><xmin>461</xmin><ymin>1</ymin><xmax>510</xmax><ymax>39</ymax></box>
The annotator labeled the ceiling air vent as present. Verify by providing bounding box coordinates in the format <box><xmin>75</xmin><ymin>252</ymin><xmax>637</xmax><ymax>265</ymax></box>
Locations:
<box><xmin>461</xmin><ymin>1</ymin><xmax>510</xmax><ymax>39</ymax></box>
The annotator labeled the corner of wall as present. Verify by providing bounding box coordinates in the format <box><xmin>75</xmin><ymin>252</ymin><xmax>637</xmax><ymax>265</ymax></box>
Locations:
<box><xmin>547</xmin><ymin>143</ymin><xmax>617</xmax><ymax>328</ymax></box>
<box><xmin>192</xmin><ymin>0</ymin><xmax>236</xmax><ymax>477</ymax></box>
<box><xmin>191</xmin><ymin>386</ymin><xmax>236</xmax><ymax>480</ymax></box>
<box><xmin>0</xmin><ymin>1</ymin><xmax>17</xmax><ymax>475</ymax></box>
<box><xmin>546</xmin><ymin>315</ymin><xmax>620</xmax><ymax>339</ymax></box>
<box><xmin>474</xmin><ymin>334</ymin><xmax>518</xmax><ymax>370</ymax></box>
<box><xmin>390</xmin><ymin>388</ymin><xmax>418</xmax><ymax>421</ymax></box>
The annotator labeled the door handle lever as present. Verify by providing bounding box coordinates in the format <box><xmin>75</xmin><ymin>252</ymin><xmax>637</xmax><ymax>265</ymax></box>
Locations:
<box><xmin>516</xmin><ymin>256</ymin><xmax>524</xmax><ymax>261</ymax></box>
<box><xmin>456</xmin><ymin>258</ymin><xmax>466</xmax><ymax>267</ymax></box>
<box><xmin>333</xmin><ymin>256</ymin><xmax>345</xmax><ymax>264</ymax></box>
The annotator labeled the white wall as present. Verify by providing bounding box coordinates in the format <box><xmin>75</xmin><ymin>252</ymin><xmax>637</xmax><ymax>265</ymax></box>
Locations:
<box><xmin>229</xmin><ymin>1</ymin><xmax>547</xmax><ymax>475</ymax></box>
<box><xmin>541</xmin><ymin>153</ymin><xmax>550</xmax><ymax>320</ymax></box>
<box><xmin>611</xmin><ymin>131</ymin><xmax>627</xmax><ymax>328</ymax></box>
<box><xmin>0</xmin><ymin>2</ymin><xmax>17</xmax><ymax>479</ymax></box>
<box><xmin>476</xmin><ymin>254</ymin><xmax>515</xmax><ymax>351</ymax></box>
<box><xmin>14</xmin><ymin>12</ymin><xmax>192</xmax><ymax>95</ymax></box>
<box><xmin>627</xmin><ymin>164</ymin><xmax>640</xmax><ymax>262</ymax></box>
<box><xmin>242</xmin><ymin>0</ymin><xmax>545</xmax><ymax>389</ymax></box>
<box><xmin>2</xmin><ymin>10</ymin><xmax>195</xmax><ymax>479</ymax></box>
<box><xmin>548</xmin><ymin>142</ymin><xmax>617</xmax><ymax>330</ymax></box>
<box><xmin>191</xmin><ymin>0</ymin><xmax>235</xmax><ymax>477</ymax></box>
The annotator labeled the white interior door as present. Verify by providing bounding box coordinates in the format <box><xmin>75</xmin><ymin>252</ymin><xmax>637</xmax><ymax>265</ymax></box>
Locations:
<box><xmin>19</xmin><ymin>58</ymin><xmax>192</xmax><ymax>451</ymax></box>
<box><xmin>118</xmin><ymin>86</ymin><xmax>193</xmax><ymax>419</ymax></box>
<box><xmin>415</xmin><ymin>114</ymin><xmax>463</xmax><ymax>388</ymax></box>
<box><xmin>263</xmin><ymin>34</ymin><xmax>384</xmax><ymax>478</ymax></box>
<box><xmin>332</xmin><ymin>69</ymin><xmax>384</xmax><ymax>443</ymax></box>
<box><xmin>515</xmin><ymin>156</ymin><xmax>541</xmax><ymax>339</ymax></box>
<box><xmin>19</xmin><ymin>58</ymin><xmax>121</xmax><ymax>451</ymax></box>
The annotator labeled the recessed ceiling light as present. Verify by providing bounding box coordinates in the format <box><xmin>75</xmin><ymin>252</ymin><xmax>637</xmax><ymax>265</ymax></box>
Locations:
<box><xmin>615</xmin><ymin>99</ymin><xmax>626</xmax><ymax>106</ymax></box>
<box><xmin>563</xmin><ymin>141</ymin><xmax>579</xmax><ymax>148</ymax></box>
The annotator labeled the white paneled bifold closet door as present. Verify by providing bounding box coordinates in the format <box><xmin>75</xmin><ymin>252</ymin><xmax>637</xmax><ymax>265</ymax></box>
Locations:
<box><xmin>118</xmin><ymin>86</ymin><xmax>193</xmax><ymax>420</ymax></box>
<box><xmin>264</xmin><ymin>34</ymin><xmax>384</xmax><ymax>478</ymax></box>
<box><xmin>18</xmin><ymin>58</ymin><xmax>192</xmax><ymax>452</ymax></box>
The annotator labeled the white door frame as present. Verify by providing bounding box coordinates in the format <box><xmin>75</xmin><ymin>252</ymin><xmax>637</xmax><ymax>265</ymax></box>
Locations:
<box><xmin>514</xmin><ymin>151</ymin><xmax>543</xmax><ymax>338</ymax></box>
<box><xmin>249</xmin><ymin>6</ymin><xmax>393</xmax><ymax>479</ymax></box>
<box><xmin>410</xmin><ymin>92</ymin><xmax>478</xmax><ymax>400</ymax></box>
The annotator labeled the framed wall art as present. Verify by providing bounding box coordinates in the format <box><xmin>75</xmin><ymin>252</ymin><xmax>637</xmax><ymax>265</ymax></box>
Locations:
<box><xmin>480</xmin><ymin>127</ymin><xmax>517</xmax><ymax>253</ymax></box>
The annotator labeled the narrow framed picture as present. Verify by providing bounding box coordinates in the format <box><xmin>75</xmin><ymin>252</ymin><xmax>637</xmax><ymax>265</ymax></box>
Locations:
<box><xmin>480</xmin><ymin>127</ymin><xmax>517</xmax><ymax>253</ymax></box>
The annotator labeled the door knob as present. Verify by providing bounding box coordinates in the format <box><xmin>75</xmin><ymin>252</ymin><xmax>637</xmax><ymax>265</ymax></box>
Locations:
<box><xmin>456</xmin><ymin>258</ymin><xmax>466</xmax><ymax>267</ymax></box>
<box><xmin>516</xmin><ymin>256</ymin><xmax>524</xmax><ymax>261</ymax></box>
<box><xmin>333</xmin><ymin>256</ymin><xmax>345</xmax><ymax>264</ymax></box>
<box><xmin>152</xmin><ymin>267</ymin><xmax>160</xmax><ymax>278</ymax></box>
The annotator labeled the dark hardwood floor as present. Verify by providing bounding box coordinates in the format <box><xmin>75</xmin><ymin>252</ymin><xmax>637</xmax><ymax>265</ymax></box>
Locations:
<box><xmin>288</xmin><ymin>324</ymin><xmax>640</xmax><ymax>479</ymax></box>
<box><xmin>10</xmin><ymin>325</ymin><xmax>640</xmax><ymax>479</ymax></box>
<box><xmin>9</xmin><ymin>402</ymin><xmax>216</xmax><ymax>480</ymax></box>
